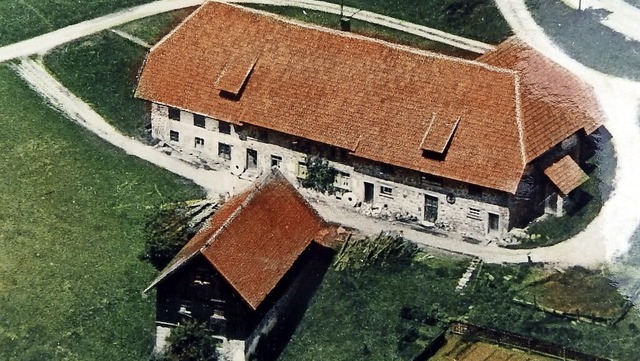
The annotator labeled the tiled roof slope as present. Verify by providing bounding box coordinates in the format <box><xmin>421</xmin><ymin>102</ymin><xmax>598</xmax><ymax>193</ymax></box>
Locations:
<box><xmin>145</xmin><ymin>168</ymin><xmax>329</xmax><ymax>310</ymax></box>
<box><xmin>544</xmin><ymin>155</ymin><xmax>589</xmax><ymax>197</ymax></box>
<box><xmin>136</xmin><ymin>2</ymin><xmax>526</xmax><ymax>193</ymax></box>
<box><xmin>477</xmin><ymin>37</ymin><xmax>604</xmax><ymax>162</ymax></box>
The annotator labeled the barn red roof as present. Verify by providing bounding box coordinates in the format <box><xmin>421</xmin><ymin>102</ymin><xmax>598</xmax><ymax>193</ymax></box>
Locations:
<box><xmin>544</xmin><ymin>156</ymin><xmax>589</xmax><ymax>197</ymax></box>
<box><xmin>477</xmin><ymin>37</ymin><xmax>604</xmax><ymax>161</ymax></box>
<box><xmin>145</xmin><ymin>169</ymin><xmax>330</xmax><ymax>310</ymax></box>
<box><xmin>136</xmin><ymin>3</ymin><xmax>603</xmax><ymax>193</ymax></box>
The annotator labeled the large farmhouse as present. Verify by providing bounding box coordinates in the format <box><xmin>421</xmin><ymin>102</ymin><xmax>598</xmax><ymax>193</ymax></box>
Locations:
<box><xmin>135</xmin><ymin>2</ymin><xmax>606</xmax><ymax>240</ymax></box>
<box><xmin>145</xmin><ymin>168</ymin><xmax>337</xmax><ymax>360</ymax></box>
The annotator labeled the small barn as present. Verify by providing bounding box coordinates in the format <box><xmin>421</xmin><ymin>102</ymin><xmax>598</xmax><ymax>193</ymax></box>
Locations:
<box><xmin>144</xmin><ymin>168</ymin><xmax>338</xmax><ymax>360</ymax></box>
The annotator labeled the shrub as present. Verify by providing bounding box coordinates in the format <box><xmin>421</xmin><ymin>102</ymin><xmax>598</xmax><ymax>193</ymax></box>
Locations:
<box><xmin>159</xmin><ymin>321</ymin><xmax>220</xmax><ymax>361</ymax></box>
<box><xmin>141</xmin><ymin>202</ymin><xmax>197</xmax><ymax>269</ymax></box>
<box><xmin>300</xmin><ymin>156</ymin><xmax>337</xmax><ymax>193</ymax></box>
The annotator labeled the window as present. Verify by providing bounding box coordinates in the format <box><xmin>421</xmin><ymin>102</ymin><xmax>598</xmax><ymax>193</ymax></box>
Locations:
<box><xmin>218</xmin><ymin>143</ymin><xmax>231</xmax><ymax>160</ymax></box>
<box><xmin>380</xmin><ymin>185</ymin><xmax>394</xmax><ymax>197</ymax></box>
<box><xmin>195</xmin><ymin>137</ymin><xmax>205</xmax><ymax>147</ymax></box>
<box><xmin>468</xmin><ymin>207</ymin><xmax>481</xmax><ymax>220</ymax></box>
<box><xmin>168</xmin><ymin>107</ymin><xmax>180</xmax><ymax>121</ymax></box>
<box><xmin>218</xmin><ymin>121</ymin><xmax>231</xmax><ymax>134</ymax></box>
<box><xmin>297</xmin><ymin>161</ymin><xmax>308</xmax><ymax>179</ymax></box>
<box><xmin>169</xmin><ymin>130</ymin><xmax>179</xmax><ymax>142</ymax></box>
<box><xmin>271</xmin><ymin>155</ymin><xmax>282</xmax><ymax>168</ymax></box>
<box><xmin>424</xmin><ymin>195</ymin><xmax>438</xmax><ymax>222</ymax></box>
<box><xmin>333</xmin><ymin>172</ymin><xmax>350</xmax><ymax>189</ymax></box>
<box><xmin>193</xmin><ymin>114</ymin><xmax>206</xmax><ymax>128</ymax></box>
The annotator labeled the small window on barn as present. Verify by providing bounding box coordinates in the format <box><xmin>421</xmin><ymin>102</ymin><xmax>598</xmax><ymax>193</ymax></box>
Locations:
<box><xmin>195</xmin><ymin>137</ymin><xmax>205</xmax><ymax>147</ymax></box>
<box><xmin>297</xmin><ymin>161</ymin><xmax>308</xmax><ymax>179</ymax></box>
<box><xmin>168</xmin><ymin>107</ymin><xmax>180</xmax><ymax>121</ymax></box>
<box><xmin>169</xmin><ymin>130</ymin><xmax>179</xmax><ymax>142</ymax></box>
<box><xmin>271</xmin><ymin>155</ymin><xmax>282</xmax><ymax>168</ymax></box>
<box><xmin>219</xmin><ymin>121</ymin><xmax>231</xmax><ymax>135</ymax></box>
<box><xmin>468</xmin><ymin>207</ymin><xmax>481</xmax><ymax>220</ymax></box>
<box><xmin>333</xmin><ymin>172</ymin><xmax>350</xmax><ymax>189</ymax></box>
<box><xmin>380</xmin><ymin>185</ymin><xmax>394</xmax><ymax>197</ymax></box>
<box><xmin>193</xmin><ymin>114</ymin><xmax>206</xmax><ymax>128</ymax></box>
<box><xmin>218</xmin><ymin>143</ymin><xmax>231</xmax><ymax>160</ymax></box>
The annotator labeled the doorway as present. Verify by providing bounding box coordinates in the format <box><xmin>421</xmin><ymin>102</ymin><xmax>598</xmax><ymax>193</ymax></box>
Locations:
<box><xmin>488</xmin><ymin>213</ymin><xmax>500</xmax><ymax>233</ymax></box>
<box><xmin>424</xmin><ymin>195</ymin><xmax>438</xmax><ymax>222</ymax></box>
<box><xmin>364</xmin><ymin>182</ymin><xmax>374</xmax><ymax>203</ymax></box>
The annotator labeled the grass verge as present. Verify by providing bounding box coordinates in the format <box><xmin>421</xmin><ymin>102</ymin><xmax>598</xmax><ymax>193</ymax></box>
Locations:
<box><xmin>114</xmin><ymin>7</ymin><xmax>196</xmax><ymax>45</ymax></box>
<box><xmin>526</xmin><ymin>0</ymin><xmax>640</xmax><ymax>81</ymax></box>
<box><xmin>0</xmin><ymin>65</ymin><xmax>205</xmax><ymax>361</ymax></box>
<box><xmin>0</xmin><ymin>0</ymin><xmax>152</xmax><ymax>47</ymax></box>
<box><xmin>322</xmin><ymin>0</ymin><xmax>511</xmax><ymax>44</ymax></box>
<box><xmin>242</xmin><ymin>5</ymin><xmax>479</xmax><ymax>58</ymax></box>
<box><xmin>279</xmin><ymin>241</ymin><xmax>640</xmax><ymax>361</ymax></box>
<box><xmin>44</xmin><ymin>31</ymin><xmax>149</xmax><ymax>137</ymax></box>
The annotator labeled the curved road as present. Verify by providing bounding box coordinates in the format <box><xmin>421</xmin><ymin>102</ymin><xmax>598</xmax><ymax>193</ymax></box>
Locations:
<box><xmin>494</xmin><ymin>0</ymin><xmax>640</xmax><ymax>264</ymax></box>
<box><xmin>0</xmin><ymin>0</ymin><xmax>492</xmax><ymax>63</ymax></box>
<box><xmin>3</xmin><ymin>0</ymin><xmax>638</xmax><ymax>266</ymax></box>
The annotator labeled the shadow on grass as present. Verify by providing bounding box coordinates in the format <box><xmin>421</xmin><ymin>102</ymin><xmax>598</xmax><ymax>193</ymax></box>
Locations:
<box><xmin>526</xmin><ymin>0</ymin><xmax>640</xmax><ymax>81</ymax></box>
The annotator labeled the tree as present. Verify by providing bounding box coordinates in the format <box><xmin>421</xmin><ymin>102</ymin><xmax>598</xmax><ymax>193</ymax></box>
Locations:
<box><xmin>158</xmin><ymin>322</ymin><xmax>220</xmax><ymax>361</ymax></box>
<box><xmin>141</xmin><ymin>202</ymin><xmax>196</xmax><ymax>270</ymax></box>
<box><xmin>300</xmin><ymin>156</ymin><xmax>337</xmax><ymax>193</ymax></box>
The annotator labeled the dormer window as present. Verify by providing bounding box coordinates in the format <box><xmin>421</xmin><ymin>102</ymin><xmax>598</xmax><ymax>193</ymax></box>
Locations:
<box><xmin>214</xmin><ymin>51</ymin><xmax>259</xmax><ymax>100</ymax></box>
<box><xmin>420</xmin><ymin>114</ymin><xmax>460</xmax><ymax>159</ymax></box>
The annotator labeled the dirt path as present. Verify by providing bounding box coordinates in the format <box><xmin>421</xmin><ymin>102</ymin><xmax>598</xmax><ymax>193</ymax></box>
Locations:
<box><xmin>0</xmin><ymin>0</ymin><xmax>493</xmax><ymax>64</ymax></box>
<box><xmin>5</xmin><ymin>1</ymin><xmax>637</xmax><ymax>265</ymax></box>
<box><xmin>10</xmin><ymin>57</ymin><xmax>252</xmax><ymax>197</ymax></box>
<box><xmin>494</xmin><ymin>0</ymin><xmax>640</xmax><ymax>263</ymax></box>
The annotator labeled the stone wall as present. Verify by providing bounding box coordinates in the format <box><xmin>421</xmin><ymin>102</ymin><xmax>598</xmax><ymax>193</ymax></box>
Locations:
<box><xmin>151</xmin><ymin>103</ymin><xmax>514</xmax><ymax>240</ymax></box>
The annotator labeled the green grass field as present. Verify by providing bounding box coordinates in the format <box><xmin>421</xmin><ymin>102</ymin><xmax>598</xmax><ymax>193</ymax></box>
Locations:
<box><xmin>45</xmin><ymin>32</ymin><xmax>149</xmax><ymax>137</ymax></box>
<box><xmin>244</xmin><ymin>5</ymin><xmax>479</xmax><ymax>58</ymax></box>
<box><xmin>526</xmin><ymin>0</ymin><xmax>640</xmax><ymax>81</ymax></box>
<box><xmin>279</xmin><ymin>250</ymin><xmax>640</xmax><ymax>361</ymax></box>
<box><xmin>0</xmin><ymin>0</ymin><xmax>153</xmax><ymax>47</ymax></box>
<box><xmin>44</xmin><ymin>9</ymin><xmax>195</xmax><ymax>138</ymax></box>
<box><xmin>322</xmin><ymin>0</ymin><xmax>511</xmax><ymax>44</ymax></box>
<box><xmin>0</xmin><ymin>65</ymin><xmax>204</xmax><ymax>361</ymax></box>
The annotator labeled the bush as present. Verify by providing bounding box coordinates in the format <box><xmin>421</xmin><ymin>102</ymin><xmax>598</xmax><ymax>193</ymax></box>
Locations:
<box><xmin>300</xmin><ymin>156</ymin><xmax>337</xmax><ymax>193</ymax></box>
<box><xmin>158</xmin><ymin>321</ymin><xmax>220</xmax><ymax>361</ymax></box>
<box><xmin>141</xmin><ymin>203</ymin><xmax>197</xmax><ymax>269</ymax></box>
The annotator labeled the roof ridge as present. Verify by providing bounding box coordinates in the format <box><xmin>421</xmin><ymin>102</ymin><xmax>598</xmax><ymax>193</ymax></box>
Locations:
<box><xmin>221</xmin><ymin>2</ymin><xmax>519</xmax><ymax>78</ymax></box>
<box><xmin>513</xmin><ymin>74</ymin><xmax>527</xmax><ymax>171</ymax></box>
<box><xmin>200</xmin><ymin>169</ymin><xmax>275</xmax><ymax>251</ymax></box>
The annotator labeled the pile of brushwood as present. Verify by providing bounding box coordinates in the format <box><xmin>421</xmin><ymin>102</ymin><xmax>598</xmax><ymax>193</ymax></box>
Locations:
<box><xmin>141</xmin><ymin>199</ymin><xmax>218</xmax><ymax>269</ymax></box>
<box><xmin>333</xmin><ymin>231</ymin><xmax>418</xmax><ymax>272</ymax></box>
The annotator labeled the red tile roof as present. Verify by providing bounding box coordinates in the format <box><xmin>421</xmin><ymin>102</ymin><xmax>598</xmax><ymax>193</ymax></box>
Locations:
<box><xmin>544</xmin><ymin>155</ymin><xmax>589</xmax><ymax>197</ymax></box>
<box><xmin>136</xmin><ymin>3</ymin><xmax>603</xmax><ymax>193</ymax></box>
<box><xmin>477</xmin><ymin>37</ymin><xmax>604</xmax><ymax>161</ymax></box>
<box><xmin>145</xmin><ymin>169</ymin><xmax>330</xmax><ymax>310</ymax></box>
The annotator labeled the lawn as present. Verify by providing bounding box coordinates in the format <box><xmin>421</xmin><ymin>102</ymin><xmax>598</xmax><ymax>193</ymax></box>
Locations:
<box><xmin>0</xmin><ymin>65</ymin><xmax>205</xmax><ymax>361</ymax></box>
<box><xmin>243</xmin><ymin>5</ymin><xmax>479</xmax><ymax>58</ymax></box>
<box><xmin>44</xmin><ymin>9</ymin><xmax>196</xmax><ymax>138</ymax></box>
<box><xmin>526</xmin><ymin>0</ymin><xmax>640</xmax><ymax>81</ymax></box>
<box><xmin>279</xmin><ymin>241</ymin><xmax>640</xmax><ymax>361</ymax></box>
<box><xmin>321</xmin><ymin>0</ymin><xmax>512</xmax><ymax>44</ymax></box>
<box><xmin>0</xmin><ymin>0</ymin><xmax>154</xmax><ymax>47</ymax></box>
<box><xmin>114</xmin><ymin>7</ymin><xmax>196</xmax><ymax>45</ymax></box>
<box><xmin>516</xmin><ymin>267</ymin><xmax>630</xmax><ymax>321</ymax></box>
